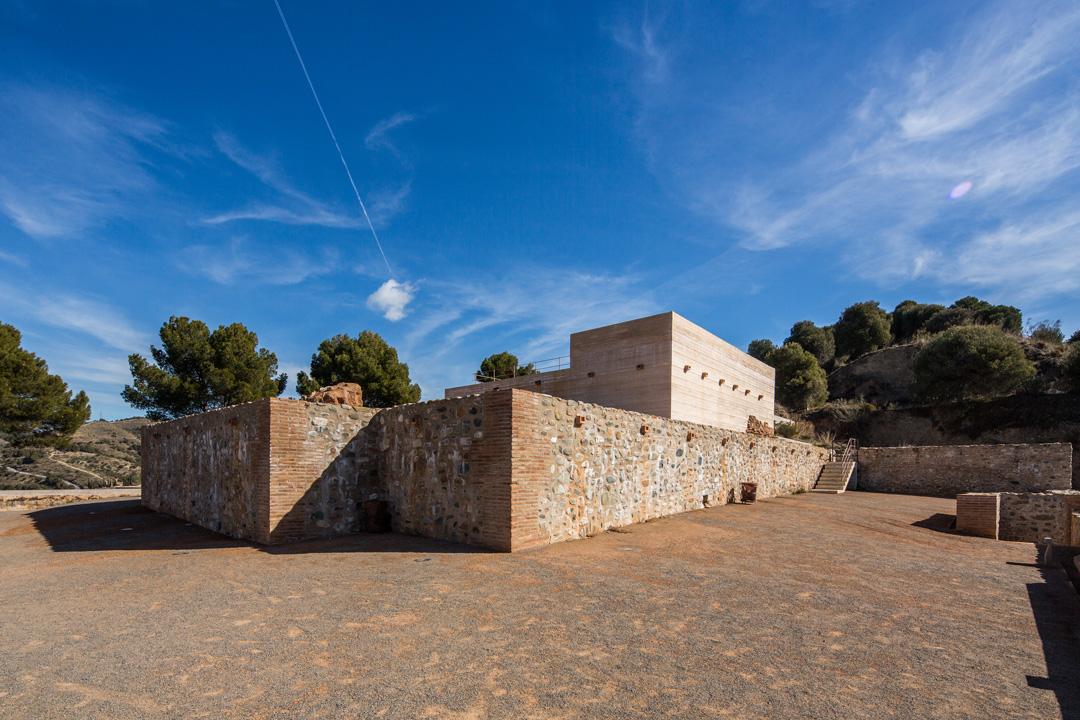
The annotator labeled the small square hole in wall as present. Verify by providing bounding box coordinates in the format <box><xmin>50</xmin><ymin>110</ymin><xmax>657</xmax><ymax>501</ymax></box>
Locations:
<box><xmin>228</xmin><ymin>416</ymin><xmax>239</xmax><ymax>427</ymax></box>
<box><xmin>758</xmin><ymin>394</ymin><xmax>764</xmax><ymax>400</ymax></box>
<box><xmin>687</xmin><ymin>431</ymin><xmax>696</xmax><ymax>441</ymax></box>
<box><xmin>534</xmin><ymin>380</ymin><xmax>542</xmax><ymax>386</ymax></box>
<box><xmin>587</xmin><ymin>371</ymin><xmax>595</xmax><ymax>378</ymax></box>
<box><xmin>684</xmin><ymin>365</ymin><xmax>691</xmax><ymax>372</ymax></box>
<box><xmin>574</xmin><ymin>415</ymin><xmax>586</xmax><ymax>427</ymax></box>
<box><xmin>745</xmin><ymin>389</ymin><xmax>751</xmax><ymax>395</ymax></box>
<box><xmin>640</xmin><ymin>424</ymin><xmax>649</xmax><ymax>435</ymax></box>
<box><xmin>411</xmin><ymin>415</ymin><xmax>421</xmax><ymax>425</ymax></box>
<box><xmin>701</xmin><ymin>371</ymin><xmax>708</xmax><ymax>379</ymax></box>
<box><xmin>732</xmin><ymin>384</ymin><xmax>739</xmax><ymax>391</ymax></box>
<box><xmin>637</xmin><ymin>363</ymin><xmax>645</xmax><ymax>370</ymax></box>
<box><xmin>718</xmin><ymin>379</ymin><xmax>725</xmax><ymax>386</ymax></box>
<box><xmin>721</xmin><ymin>437</ymin><xmax>729</xmax><ymax>446</ymax></box>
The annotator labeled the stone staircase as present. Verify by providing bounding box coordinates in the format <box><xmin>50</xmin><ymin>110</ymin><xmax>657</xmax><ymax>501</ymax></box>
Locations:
<box><xmin>811</xmin><ymin>461</ymin><xmax>855</xmax><ymax>493</ymax></box>
<box><xmin>811</xmin><ymin>439</ymin><xmax>857</xmax><ymax>494</ymax></box>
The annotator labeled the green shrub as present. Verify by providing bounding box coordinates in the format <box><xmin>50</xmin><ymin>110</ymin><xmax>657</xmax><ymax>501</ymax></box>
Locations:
<box><xmin>747</xmin><ymin>339</ymin><xmax>777</xmax><ymax>366</ymax></box>
<box><xmin>912</xmin><ymin>326</ymin><xmax>1036</xmax><ymax>402</ymax></box>
<box><xmin>923</xmin><ymin>307</ymin><xmax>973</xmax><ymax>335</ymax></box>
<box><xmin>834</xmin><ymin>301</ymin><xmax>891</xmax><ymax>360</ymax></box>
<box><xmin>785</xmin><ymin>321</ymin><xmax>835</xmax><ymax>365</ymax></box>
<box><xmin>891</xmin><ymin>301</ymin><xmax>946</xmax><ymax>343</ymax></box>
<box><xmin>773</xmin><ymin>343</ymin><xmax>829</xmax><ymax>410</ymax></box>
<box><xmin>1027</xmin><ymin>319</ymin><xmax>1064</xmax><ymax>344</ymax></box>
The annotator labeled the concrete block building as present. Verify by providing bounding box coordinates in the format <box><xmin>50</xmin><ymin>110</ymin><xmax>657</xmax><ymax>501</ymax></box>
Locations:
<box><xmin>445</xmin><ymin>312</ymin><xmax>776</xmax><ymax>433</ymax></box>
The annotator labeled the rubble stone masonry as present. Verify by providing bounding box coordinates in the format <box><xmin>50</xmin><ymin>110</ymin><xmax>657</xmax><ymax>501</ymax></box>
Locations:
<box><xmin>956</xmin><ymin>490</ymin><xmax>1080</xmax><ymax>546</ymax></box>
<box><xmin>858</xmin><ymin>443</ymin><xmax>1072</xmax><ymax>497</ymax></box>
<box><xmin>142</xmin><ymin>390</ymin><xmax>831</xmax><ymax>551</ymax></box>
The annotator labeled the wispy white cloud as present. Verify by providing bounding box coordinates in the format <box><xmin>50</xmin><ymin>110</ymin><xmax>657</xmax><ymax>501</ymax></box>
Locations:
<box><xmin>366</xmin><ymin>278</ymin><xmax>416</xmax><ymax>322</ymax></box>
<box><xmin>616</xmin><ymin>0</ymin><xmax>1080</xmax><ymax>302</ymax></box>
<box><xmin>0</xmin><ymin>281</ymin><xmax>149</xmax><ymax>352</ymax></box>
<box><xmin>610</xmin><ymin>8</ymin><xmax>669</xmax><ymax>85</ymax></box>
<box><xmin>0</xmin><ymin>249</ymin><xmax>28</xmax><ymax>267</ymax></box>
<box><xmin>365</xmin><ymin>111</ymin><xmax>419</xmax><ymax>156</ymax></box>
<box><xmin>206</xmin><ymin>131</ymin><xmax>362</xmax><ymax>229</ymax></box>
<box><xmin>366</xmin><ymin>181</ymin><xmax>412</xmax><ymax>227</ymax></box>
<box><xmin>177</xmin><ymin>236</ymin><xmax>338</xmax><ymax>286</ymax></box>
<box><xmin>0</xmin><ymin>81</ymin><xmax>169</xmax><ymax>238</ymax></box>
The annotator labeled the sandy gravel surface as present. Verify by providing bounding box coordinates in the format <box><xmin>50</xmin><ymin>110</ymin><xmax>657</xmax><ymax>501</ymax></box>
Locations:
<box><xmin>0</xmin><ymin>492</ymin><xmax>1077</xmax><ymax>719</ymax></box>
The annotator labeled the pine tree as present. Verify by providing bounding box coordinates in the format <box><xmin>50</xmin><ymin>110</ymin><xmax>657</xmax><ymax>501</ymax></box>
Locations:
<box><xmin>296</xmin><ymin>331</ymin><xmax>421</xmax><ymax>408</ymax></box>
<box><xmin>0</xmin><ymin>322</ymin><xmax>91</xmax><ymax>447</ymax></box>
<box><xmin>122</xmin><ymin>316</ymin><xmax>286</xmax><ymax>421</ymax></box>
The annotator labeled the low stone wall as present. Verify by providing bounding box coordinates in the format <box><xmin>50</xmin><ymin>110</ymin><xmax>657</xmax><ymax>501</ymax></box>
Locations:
<box><xmin>999</xmin><ymin>491</ymin><xmax>1080</xmax><ymax>545</ymax></box>
<box><xmin>858</xmin><ymin>443</ymin><xmax>1072</xmax><ymax>498</ymax></box>
<box><xmin>521</xmin><ymin>394</ymin><xmax>830</xmax><ymax>548</ymax></box>
<box><xmin>142</xmin><ymin>389</ymin><xmax>831</xmax><ymax>551</ymax></box>
<box><xmin>957</xmin><ymin>490</ymin><xmax>1080</xmax><ymax>545</ymax></box>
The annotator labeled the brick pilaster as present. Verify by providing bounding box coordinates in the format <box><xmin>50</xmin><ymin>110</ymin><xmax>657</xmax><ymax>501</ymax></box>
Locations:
<box><xmin>956</xmin><ymin>493</ymin><xmax>1000</xmax><ymax>540</ymax></box>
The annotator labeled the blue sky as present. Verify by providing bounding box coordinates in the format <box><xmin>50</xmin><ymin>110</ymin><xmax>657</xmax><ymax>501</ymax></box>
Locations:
<box><xmin>2</xmin><ymin>0</ymin><xmax>1078</xmax><ymax>420</ymax></box>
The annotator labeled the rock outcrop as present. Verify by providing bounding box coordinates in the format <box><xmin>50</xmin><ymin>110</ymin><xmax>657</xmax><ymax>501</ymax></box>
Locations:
<box><xmin>303</xmin><ymin>383</ymin><xmax>364</xmax><ymax>407</ymax></box>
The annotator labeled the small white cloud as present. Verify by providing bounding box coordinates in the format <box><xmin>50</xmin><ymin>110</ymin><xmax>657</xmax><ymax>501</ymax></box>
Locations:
<box><xmin>366</xmin><ymin>278</ymin><xmax>416</xmax><ymax>322</ymax></box>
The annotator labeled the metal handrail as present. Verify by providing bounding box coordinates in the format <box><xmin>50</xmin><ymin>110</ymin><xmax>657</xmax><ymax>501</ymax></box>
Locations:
<box><xmin>473</xmin><ymin>355</ymin><xmax>570</xmax><ymax>382</ymax></box>
<box><xmin>839</xmin><ymin>438</ymin><xmax>858</xmax><ymax>475</ymax></box>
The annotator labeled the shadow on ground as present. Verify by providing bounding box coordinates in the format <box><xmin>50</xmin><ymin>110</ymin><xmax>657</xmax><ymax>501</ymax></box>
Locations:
<box><xmin>910</xmin><ymin>512</ymin><xmax>957</xmax><ymax>533</ymax></box>
<box><xmin>27</xmin><ymin>500</ymin><xmax>492</xmax><ymax>555</ymax></box>
<box><xmin>1026</xmin><ymin>551</ymin><xmax>1080</xmax><ymax>720</ymax></box>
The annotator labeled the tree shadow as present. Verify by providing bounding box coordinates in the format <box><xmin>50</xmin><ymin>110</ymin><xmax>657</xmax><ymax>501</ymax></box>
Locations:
<box><xmin>1025</xmin><ymin>549</ymin><xmax>1080</xmax><ymax>719</ymax></box>
<box><xmin>27</xmin><ymin>499</ymin><xmax>493</xmax><ymax>555</ymax></box>
<box><xmin>910</xmin><ymin>513</ymin><xmax>957</xmax><ymax>533</ymax></box>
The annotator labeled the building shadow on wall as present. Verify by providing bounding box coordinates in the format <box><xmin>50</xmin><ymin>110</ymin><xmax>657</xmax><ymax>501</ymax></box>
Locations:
<box><xmin>28</xmin><ymin>499</ymin><xmax>494</xmax><ymax>555</ymax></box>
<box><xmin>1025</xmin><ymin>551</ymin><xmax>1080</xmax><ymax>720</ymax></box>
<box><xmin>265</xmin><ymin>425</ymin><xmax>496</xmax><ymax>555</ymax></box>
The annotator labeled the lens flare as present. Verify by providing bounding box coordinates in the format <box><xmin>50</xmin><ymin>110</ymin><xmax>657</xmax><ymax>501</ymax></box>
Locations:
<box><xmin>949</xmin><ymin>180</ymin><xmax>974</xmax><ymax>199</ymax></box>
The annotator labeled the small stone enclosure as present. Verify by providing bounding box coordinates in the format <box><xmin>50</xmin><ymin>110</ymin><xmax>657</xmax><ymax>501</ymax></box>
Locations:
<box><xmin>141</xmin><ymin>390</ymin><xmax>830</xmax><ymax>551</ymax></box>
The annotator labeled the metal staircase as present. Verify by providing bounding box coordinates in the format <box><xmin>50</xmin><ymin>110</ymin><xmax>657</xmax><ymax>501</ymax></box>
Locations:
<box><xmin>811</xmin><ymin>439</ymin><xmax>857</xmax><ymax>494</ymax></box>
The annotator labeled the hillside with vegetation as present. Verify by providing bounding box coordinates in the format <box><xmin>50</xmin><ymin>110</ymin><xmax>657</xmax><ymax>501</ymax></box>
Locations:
<box><xmin>0</xmin><ymin>417</ymin><xmax>148</xmax><ymax>490</ymax></box>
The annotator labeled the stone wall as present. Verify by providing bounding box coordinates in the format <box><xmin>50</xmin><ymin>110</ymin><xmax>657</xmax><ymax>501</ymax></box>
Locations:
<box><xmin>142</xmin><ymin>399</ymin><xmax>270</xmax><ymax>541</ymax></box>
<box><xmin>956</xmin><ymin>490</ymin><xmax>1080</xmax><ymax>546</ymax></box>
<box><xmin>265</xmin><ymin>401</ymin><xmax>379</xmax><ymax>543</ymax></box>
<box><xmin>813</xmin><ymin>393</ymin><xmax>1080</xmax><ymax>489</ymax></box>
<box><xmin>143</xmin><ymin>389</ymin><xmax>831</xmax><ymax>551</ymax></box>
<box><xmin>141</xmin><ymin>398</ymin><xmax>378</xmax><ymax>544</ymax></box>
<box><xmin>998</xmin><ymin>491</ymin><xmax>1080</xmax><ymax>545</ymax></box>
<box><xmin>857</xmin><ymin>443</ymin><xmax>1072</xmax><ymax>498</ymax></box>
<box><xmin>517</xmin><ymin>393</ymin><xmax>830</xmax><ymax>548</ymax></box>
<box><xmin>362</xmin><ymin>392</ymin><xmax>515</xmax><ymax>550</ymax></box>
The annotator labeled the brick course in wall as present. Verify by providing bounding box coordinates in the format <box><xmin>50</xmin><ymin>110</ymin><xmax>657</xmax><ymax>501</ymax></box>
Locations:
<box><xmin>143</xmin><ymin>389</ymin><xmax>831</xmax><ymax>551</ymax></box>
<box><xmin>142</xmin><ymin>398</ymin><xmax>378</xmax><ymax>544</ymax></box>
<box><xmin>955</xmin><ymin>493</ymin><xmax>999</xmax><ymax>539</ymax></box>
<box><xmin>858</xmin><ymin>443</ymin><xmax>1072</xmax><ymax>498</ymax></box>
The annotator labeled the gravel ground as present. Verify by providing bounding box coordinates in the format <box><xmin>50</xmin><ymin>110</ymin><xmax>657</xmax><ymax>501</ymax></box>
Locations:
<box><xmin>1</xmin><ymin>491</ymin><xmax>1077</xmax><ymax>719</ymax></box>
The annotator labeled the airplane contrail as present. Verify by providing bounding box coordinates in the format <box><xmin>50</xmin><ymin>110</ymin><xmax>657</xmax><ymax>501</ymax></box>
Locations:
<box><xmin>272</xmin><ymin>0</ymin><xmax>393</xmax><ymax>276</ymax></box>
